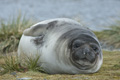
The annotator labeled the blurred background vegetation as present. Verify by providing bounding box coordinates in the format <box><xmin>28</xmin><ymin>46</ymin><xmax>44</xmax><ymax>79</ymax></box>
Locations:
<box><xmin>94</xmin><ymin>20</ymin><xmax>120</xmax><ymax>49</ymax></box>
<box><xmin>0</xmin><ymin>14</ymin><xmax>34</xmax><ymax>53</ymax></box>
<box><xmin>0</xmin><ymin>15</ymin><xmax>120</xmax><ymax>53</ymax></box>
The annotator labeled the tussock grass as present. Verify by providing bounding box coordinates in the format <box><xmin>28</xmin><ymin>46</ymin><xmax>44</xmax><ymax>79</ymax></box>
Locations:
<box><xmin>0</xmin><ymin>14</ymin><xmax>34</xmax><ymax>53</ymax></box>
<box><xmin>94</xmin><ymin>21</ymin><xmax>120</xmax><ymax>48</ymax></box>
<box><xmin>0</xmin><ymin>53</ymin><xmax>44</xmax><ymax>75</ymax></box>
<box><xmin>20</xmin><ymin>54</ymin><xmax>45</xmax><ymax>72</ymax></box>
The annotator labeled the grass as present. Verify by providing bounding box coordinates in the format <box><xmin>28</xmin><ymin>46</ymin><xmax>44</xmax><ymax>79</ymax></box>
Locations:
<box><xmin>0</xmin><ymin>15</ymin><xmax>120</xmax><ymax>53</ymax></box>
<box><xmin>0</xmin><ymin>15</ymin><xmax>120</xmax><ymax>79</ymax></box>
<box><xmin>0</xmin><ymin>14</ymin><xmax>34</xmax><ymax>53</ymax></box>
<box><xmin>0</xmin><ymin>51</ymin><xmax>120</xmax><ymax>80</ymax></box>
<box><xmin>0</xmin><ymin>53</ymin><xmax>44</xmax><ymax>75</ymax></box>
<box><xmin>94</xmin><ymin>20</ymin><xmax>120</xmax><ymax>48</ymax></box>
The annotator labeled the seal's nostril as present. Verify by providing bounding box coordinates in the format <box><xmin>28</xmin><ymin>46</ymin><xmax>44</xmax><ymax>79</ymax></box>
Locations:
<box><xmin>85</xmin><ymin>52</ymin><xmax>95</xmax><ymax>63</ymax></box>
<box><xmin>84</xmin><ymin>46</ymin><xmax>90</xmax><ymax>53</ymax></box>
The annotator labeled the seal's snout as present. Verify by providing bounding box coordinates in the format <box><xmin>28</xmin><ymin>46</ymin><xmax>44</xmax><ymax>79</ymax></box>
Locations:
<box><xmin>73</xmin><ymin>49</ymin><xmax>85</xmax><ymax>60</ymax></box>
<box><xmin>84</xmin><ymin>47</ymin><xmax>96</xmax><ymax>63</ymax></box>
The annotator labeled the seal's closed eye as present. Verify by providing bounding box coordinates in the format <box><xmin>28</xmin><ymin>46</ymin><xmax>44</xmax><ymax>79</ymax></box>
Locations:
<box><xmin>91</xmin><ymin>45</ymin><xmax>98</xmax><ymax>52</ymax></box>
<box><xmin>73</xmin><ymin>40</ymin><xmax>83</xmax><ymax>48</ymax></box>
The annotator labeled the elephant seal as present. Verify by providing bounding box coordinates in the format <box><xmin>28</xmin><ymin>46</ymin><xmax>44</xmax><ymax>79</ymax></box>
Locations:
<box><xmin>18</xmin><ymin>18</ymin><xmax>103</xmax><ymax>74</ymax></box>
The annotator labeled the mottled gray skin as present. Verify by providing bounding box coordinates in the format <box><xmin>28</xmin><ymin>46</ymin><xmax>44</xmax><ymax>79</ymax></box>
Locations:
<box><xmin>18</xmin><ymin>18</ymin><xmax>103</xmax><ymax>74</ymax></box>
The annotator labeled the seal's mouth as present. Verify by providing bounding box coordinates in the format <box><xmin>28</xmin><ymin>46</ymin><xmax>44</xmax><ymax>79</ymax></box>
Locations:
<box><xmin>73</xmin><ymin>51</ymin><xmax>96</xmax><ymax>62</ymax></box>
<box><xmin>72</xmin><ymin>49</ymin><xmax>96</xmax><ymax>63</ymax></box>
<box><xmin>70</xmin><ymin>52</ymin><xmax>98</xmax><ymax>70</ymax></box>
<box><xmin>79</xmin><ymin>58</ymin><xmax>94</xmax><ymax>63</ymax></box>
<box><xmin>75</xmin><ymin>57</ymin><xmax>96</xmax><ymax>66</ymax></box>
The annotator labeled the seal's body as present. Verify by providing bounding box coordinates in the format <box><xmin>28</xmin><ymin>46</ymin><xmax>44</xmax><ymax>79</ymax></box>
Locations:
<box><xmin>18</xmin><ymin>18</ymin><xmax>103</xmax><ymax>74</ymax></box>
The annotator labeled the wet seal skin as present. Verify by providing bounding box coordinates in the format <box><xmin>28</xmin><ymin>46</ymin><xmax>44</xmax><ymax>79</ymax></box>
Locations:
<box><xmin>18</xmin><ymin>18</ymin><xmax>103</xmax><ymax>74</ymax></box>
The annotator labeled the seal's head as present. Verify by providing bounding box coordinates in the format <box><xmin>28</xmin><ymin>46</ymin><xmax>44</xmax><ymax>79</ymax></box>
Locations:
<box><xmin>70</xmin><ymin>34</ymin><xmax>101</xmax><ymax>70</ymax></box>
<box><xmin>54</xmin><ymin>28</ymin><xmax>103</xmax><ymax>74</ymax></box>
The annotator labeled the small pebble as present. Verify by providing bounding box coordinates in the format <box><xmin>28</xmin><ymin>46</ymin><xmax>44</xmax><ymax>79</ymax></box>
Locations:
<box><xmin>85</xmin><ymin>77</ymin><xmax>89</xmax><ymax>79</ymax></box>
<box><xmin>17</xmin><ymin>77</ymin><xmax>32</xmax><ymax>80</ymax></box>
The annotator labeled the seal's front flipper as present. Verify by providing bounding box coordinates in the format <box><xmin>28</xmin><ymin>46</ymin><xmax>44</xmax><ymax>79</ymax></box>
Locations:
<box><xmin>23</xmin><ymin>23</ymin><xmax>47</xmax><ymax>37</ymax></box>
<box><xmin>23</xmin><ymin>20</ymin><xmax>58</xmax><ymax>37</ymax></box>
